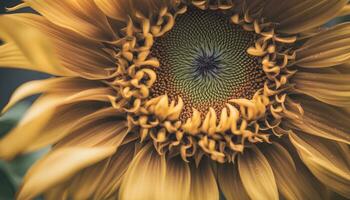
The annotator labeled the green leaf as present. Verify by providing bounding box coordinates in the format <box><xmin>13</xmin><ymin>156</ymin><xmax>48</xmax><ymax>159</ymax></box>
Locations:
<box><xmin>0</xmin><ymin>102</ymin><xmax>30</xmax><ymax>137</ymax></box>
<box><xmin>0</xmin><ymin>170</ymin><xmax>16</xmax><ymax>200</ymax></box>
<box><xmin>0</xmin><ymin>147</ymin><xmax>49</xmax><ymax>200</ymax></box>
<box><xmin>0</xmin><ymin>102</ymin><xmax>49</xmax><ymax>199</ymax></box>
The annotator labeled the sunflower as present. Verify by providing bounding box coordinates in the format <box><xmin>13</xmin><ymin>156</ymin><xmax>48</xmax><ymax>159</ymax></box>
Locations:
<box><xmin>0</xmin><ymin>0</ymin><xmax>350</xmax><ymax>199</ymax></box>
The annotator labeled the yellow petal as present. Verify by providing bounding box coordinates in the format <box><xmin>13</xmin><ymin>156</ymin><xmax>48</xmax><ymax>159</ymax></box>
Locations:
<box><xmin>56</xmin><ymin>120</ymin><xmax>129</xmax><ymax>148</ymax></box>
<box><xmin>290</xmin><ymin>132</ymin><xmax>350</xmax><ymax>197</ymax></box>
<box><xmin>63</xmin><ymin>88</ymin><xmax>114</xmax><ymax>103</ymax></box>
<box><xmin>293</xmin><ymin>71</ymin><xmax>350</xmax><ymax>107</ymax></box>
<box><xmin>162</xmin><ymin>156</ymin><xmax>191</xmax><ymax>200</ymax></box>
<box><xmin>23</xmin><ymin>0</ymin><xmax>116</xmax><ymax>42</ymax></box>
<box><xmin>69</xmin><ymin>156</ymin><xmax>112</xmax><ymax>199</ymax></box>
<box><xmin>69</xmin><ymin>144</ymin><xmax>134</xmax><ymax>199</ymax></box>
<box><xmin>0</xmin><ymin>94</ymin><xmax>62</xmax><ymax>160</ymax></box>
<box><xmin>218</xmin><ymin>163</ymin><xmax>250</xmax><ymax>200</ymax></box>
<box><xmin>261</xmin><ymin>143</ymin><xmax>321</xmax><ymax>200</ymax></box>
<box><xmin>95</xmin><ymin>0</ymin><xmax>164</xmax><ymax>20</ymax></box>
<box><xmin>7</xmin><ymin>13</ymin><xmax>115</xmax><ymax>79</ymax></box>
<box><xmin>24</xmin><ymin>105</ymin><xmax>118</xmax><ymax>153</ymax></box>
<box><xmin>43</xmin><ymin>184</ymin><xmax>68</xmax><ymax>200</ymax></box>
<box><xmin>18</xmin><ymin>146</ymin><xmax>117</xmax><ymax>200</ymax></box>
<box><xmin>0</xmin><ymin>42</ymin><xmax>35</xmax><ymax>71</ymax></box>
<box><xmin>119</xmin><ymin>145</ymin><xmax>166</xmax><ymax>200</ymax></box>
<box><xmin>129</xmin><ymin>0</ymin><xmax>164</xmax><ymax>17</ymax></box>
<box><xmin>93</xmin><ymin>144</ymin><xmax>135</xmax><ymax>199</ymax></box>
<box><xmin>296</xmin><ymin>23</ymin><xmax>350</xmax><ymax>68</ymax></box>
<box><xmin>2</xmin><ymin>77</ymin><xmax>96</xmax><ymax>113</ymax></box>
<box><xmin>189</xmin><ymin>158</ymin><xmax>219</xmax><ymax>200</ymax></box>
<box><xmin>0</xmin><ymin>15</ymin><xmax>69</xmax><ymax>76</ymax></box>
<box><xmin>94</xmin><ymin>0</ymin><xmax>129</xmax><ymax>21</ymax></box>
<box><xmin>285</xmin><ymin>96</ymin><xmax>350</xmax><ymax>144</ymax></box>
<box><xmin>0</xmin><ymin>79</ymin><xmax>108</xmax><ymax>158</ymax></box>
<box><xmin>258</xmin><ymin>0</ymin><xmax>348</xmax><ymax>34</ymax></box>
<box><xmin>337</xmin><ymin>4</ymin><xmax>350</xmax><ymax>18</ymax></box>
<box><xmin>238</xmin><ymin>146</ymin><xmax>278</xmax><ymax>200</ymax></box>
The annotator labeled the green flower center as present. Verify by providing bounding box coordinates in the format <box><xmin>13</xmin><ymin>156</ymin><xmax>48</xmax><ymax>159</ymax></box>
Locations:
<box><xmin>150</xmin><ymin>6</ymin><xmax>266</xmax><ymax>119</ymax></box>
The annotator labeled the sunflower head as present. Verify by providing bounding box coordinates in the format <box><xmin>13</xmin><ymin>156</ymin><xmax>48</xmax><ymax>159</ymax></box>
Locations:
<box><xmin>110</xmin><ymin>1</ymin><xmax>297</xmax><ymax>163</ymax></box>
<box><xmin>0</xmin><ymin>0</ymin><xmax>349</xmax><ymax>200</ymax></box>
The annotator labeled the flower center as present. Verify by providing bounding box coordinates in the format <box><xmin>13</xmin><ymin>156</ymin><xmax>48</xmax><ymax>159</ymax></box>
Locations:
<box><xmin>113</xmin><ymin>2</ymin><xmax>297</xmax><ymax>163</ymax></box>
<box><xmin>150</xmin><ymin>6</ymin><xmax>267</xmax><ymax>120</ymax></box>
<box><xmin>193</xmin><ymin>50</ymin><xmax>221</xmax><ymax>80</ymax></box>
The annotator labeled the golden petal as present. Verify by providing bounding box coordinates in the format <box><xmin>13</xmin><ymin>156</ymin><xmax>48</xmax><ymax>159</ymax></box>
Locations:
<box><xmin>0</xmin><ymin>78</ymin><xmax>111</xmax><ymax>158</ymax></box>
<box><xmin>43</xmin><ymin>184</ymin><xmax>68</xmax><ymax>200</ymax></box>
<box><xmin>293</xmin><ymin>71</ymin><xmax>350</xmax><ymax>107</ymax></box>
<box><xmin>261</xmin><ymin>143</ymin><xmax>321</xmax><ymax>200</ymax></box>
<box><xmin>258</xmin><ymin>0</ymin><xmax>348</xmax><ymax>34</ymax></box>
<box><xmin>189</xmin><ymin>158</ymin><xmax>219</xmax><ymax>200</ymax></box>
<box><xmin>93</xmin><ymin>144</ymin><xmax>135</xmax><ymax>199</ymax></box>
<box><xmin>162</xmin><ymin>156</ymin><xmax>191</xmax><ymax>200</ymax></box>
<box><xmin>0</xmin><ymin>42</ymin><xmax>52</xmax><ymax>74</ymax></box>
<box><xmin>18</xmin><ymin>146</ymin><xmax>117</xmax><ymax>200</ymax></box>
<box><xmin>286</xmin><ymin>96</ymin><xmax>350</xmax><ymax>144</ymax></box>
<box><xmin>0</xmin><ymin>94</ymin><xmax>66</xmax><ymax>160</ymax></box>
<box><xmin>94</xmin><ymin>0</ymin><xmax>130</xmax><ymax>21</ymax></box>
<box><xmin>23</xmin><ymin>104</ymin><xmax>113</xmax><ymax>153</ymax></box>
<box><xmin>130</xmin><ymin>0</ymin><xmax>168</xmax><ymax>18</ymax></box>
<box><xmin>94</xmin><ymin>0</ymin><xmax>165</xmax><ymax>22</ymax></box>
<box><xmin>2</xmin><ymin>77</ymin><xmax>99</xmax><ymax>113</ymax></box>
<box><xmin>68</xmin><ymin>156</ymin><xmax>111</xmax><ymax>199</ymax></box>
<box><xmin>218</xmin><ymin>163</ymin><xmax>250</xmax><ymax>200</ymax></box>
<box><xmin>63</xmin><ymin>88</ymin><xmax>115</xmax><ymax>103</ymax></box>
<box><xmin>337</xmin><ymin>4</ymin><xmax>350</xmax><ymax>18</ymax></box>
<box><xmin>238</xmin><ymin>146</ymin><xmax>279</xmax><ymax>200</ymax></box>
<box><xmin>23</xmin><ymin>0</ymin><xmax>117</xmax><ymax>42</ymax></box>
<box><xmin>0</xmin><ymin>15</ymin><xmax>70</xmax><ymax>76</ymax></box>
<box><xmin>290</xmin><ymin>132</ymin><xmax>350</xmax><ymax>197</ymax></box>
<box><xmin>69</xmin><ymin>144</ymin><xmax>134</xmax><ymax>199</ymax></box>
<box><xmin>296</xmin><ymin>23</ymin><xmax>350</xmax><ymax>68</ymax></box>
<box><xmin>7</xmin><ymin>13</ymin><xmax>116</xmax><ymax>79</ymax></box>
<box><xmin>55</xmin><ymin>120</ymin><xmax>129</xmax><ymax>148</ymax></box>
<box><xmin>119</xmin><ymin>145</ymin><xmax>166</xmax><ymax>200</ymax></box>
